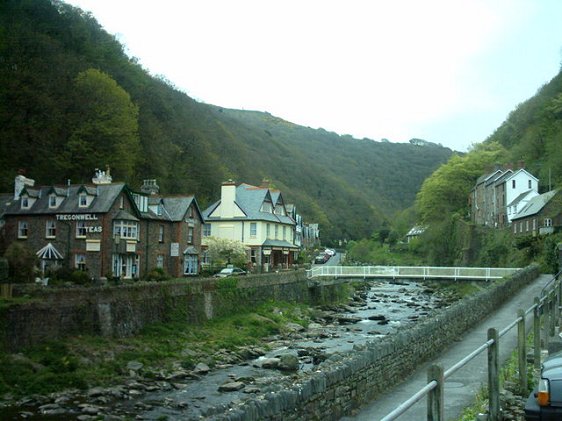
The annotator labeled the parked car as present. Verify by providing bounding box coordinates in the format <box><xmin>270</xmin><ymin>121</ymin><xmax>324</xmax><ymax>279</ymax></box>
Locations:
<box><xmin>525</xmin><ymin>351</ymin><xmax>562</xmax><ymax>420</ymax></box>
<box><xmin>214</xmin><ymin>267</ymin><xmax>247</xmax><ymax>278</ymax></box>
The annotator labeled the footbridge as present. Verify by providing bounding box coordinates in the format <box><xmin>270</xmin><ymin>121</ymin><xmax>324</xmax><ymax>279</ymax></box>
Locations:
<box><xmin>306</xmin><ymin>265</ymin><xmax>520</xmax><ymax>282</ymax></box>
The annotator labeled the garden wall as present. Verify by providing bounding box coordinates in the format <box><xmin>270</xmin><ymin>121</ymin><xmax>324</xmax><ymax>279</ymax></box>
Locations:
<box><xmin>0</xmin><ymin>270</ymin><xmax>345</xmax><ymax>352</ymax></box>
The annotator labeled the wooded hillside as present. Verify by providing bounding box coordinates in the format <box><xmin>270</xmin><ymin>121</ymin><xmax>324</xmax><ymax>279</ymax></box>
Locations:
<box><xmin>0</xmin><ymin>0</ymin><xmax>454</xmax><ymax>242</ymax></box>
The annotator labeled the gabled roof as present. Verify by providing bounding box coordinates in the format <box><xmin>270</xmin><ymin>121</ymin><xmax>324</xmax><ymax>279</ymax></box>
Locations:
<box><xmin>143</xmin><ymin>195</ymin><xmax>203</xmax><ymax>222</ymax></box>
<box><xmin>203</xmin><ymin>183</ymin><xmax>295</xmax><ymax>225</ymax></box>
<box><xmin>507</xmin><ymin>190</ymin><xmax>537</xmax><ymax>208</ymax></box>
<box><xmin>4</xmin><ymin>183</ymin><xmax>128</xmax><ymax>215</ymax></box>
<box><xmin>493</xmin><ymin>170</ymin><xmax>514</xmax><ymax>186</ymax></box>
<box><xmin>505</xmin><ymin>168</ymin><xmax>538</xmax><ymax>183</ymax></box>
<box><xmin>484</xmin><ymin>170</ymin><xmax>508</xmax><ymax>187</ymax></box>
<box><xmin>512</xmin><ymin>190</ymin><xmax>558</xmax><ymax>220</ymax></box>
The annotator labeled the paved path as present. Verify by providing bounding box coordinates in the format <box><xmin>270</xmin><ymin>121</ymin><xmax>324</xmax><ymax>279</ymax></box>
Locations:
<box><xmin>341</xmin><ymin>274</ymin><xmax>553</xmax><ymax>421</ymax></box>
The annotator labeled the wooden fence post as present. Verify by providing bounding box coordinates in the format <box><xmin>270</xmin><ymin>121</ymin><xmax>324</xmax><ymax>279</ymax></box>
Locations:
<box><xmin>517</xmin><ymin>309</ymin><xmax>527</xmax><ymax>395</ymax></box>
<box><xmin>488</xmin><ymin>328</ymin><xmax>500</xmax><ymax>421</ymax></box>
<box><xmin>427</xmin><ymin>364</ymin><xmax>444</xmax><ymax>421</ymax></box>
<box><xmin>534</xmin><ymin>297</ymin><xmax>542</xmax><ymax>370</ymax></box>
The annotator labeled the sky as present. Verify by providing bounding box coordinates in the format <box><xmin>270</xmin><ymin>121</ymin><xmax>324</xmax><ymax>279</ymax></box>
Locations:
<box><xmin>65</xmin><ymin>0</ymin><xmax>562</xmax><ymax>152</ymax></box>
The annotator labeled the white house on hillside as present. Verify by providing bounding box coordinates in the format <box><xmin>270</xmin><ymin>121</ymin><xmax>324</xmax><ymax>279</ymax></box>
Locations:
<box><xmin>504</xmin><ymin>169</ymin><xmax>539</xmax><ymax>223</ymax></box>
<box><xmin>202</xmin><ymin>180</ymin><xmax>298</xmax><ymax>272</ymax></box>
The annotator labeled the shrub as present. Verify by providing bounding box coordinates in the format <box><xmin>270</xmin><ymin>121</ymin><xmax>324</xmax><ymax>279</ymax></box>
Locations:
<box><xmin>145</xmin><ymin>268</ymin><xmax>170</xmax><ymax>283</ymax></box>
<box><xmin>3</xmin><ymin>242</ymin><xmax>37</xmax><ymax>283</ymax></box>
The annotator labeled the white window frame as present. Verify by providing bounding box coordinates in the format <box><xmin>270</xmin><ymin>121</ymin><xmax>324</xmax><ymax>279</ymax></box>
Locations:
<box><xmin>21</xmin><ymin>195</ymin><xmax>30</xmax><ymax>209</ymax></box>
<box><xmin>545</xmin><ymin>218</ymin><xmax>553</xmax><ymax>227</ymax></box>
<box><xmin>49</xmin><ymin>194</ymin><xmax>57</xmax><ymax>208</ymax></box>
<box><xmin>156</xmin><ymin>255</ymin><xmax>164</xmax><ymax>269</ymax></box>
<box><xmin>46</xmin><ymin>220</ymin><xmax>56</xmax><ymax>238</ymax></box>
<box><xmin>158</xmin><ymin>225</ymin><xmax>164</xmax><ymax>243</ymax></box>
<box><xmin>75</xmin><ymin>254</ymin><xmax>86</xmax><ymax>271</ymax></box>
<box><xmin>76</xmin><ymin>221</ymin><xmax>87</xmax><ymax>238</ymax></box>
<box><xmin>113</xmin><ymin>220</ymin><xmax>139</xmax><ymax>240</ymax></box>
<box><xmin>250</xmin><ymin>222</ymin><xmax>257</xmax><ymax>238</ymax></box>
<box><xmin>18</xmin><ymin>221</ymin><xmax>28</xmax><ymax>238</ymax></box>
<box><xmin>79</xmin><ymin>193</ymin><xmax>88</xmax><ymax>207</ymax></box>
<box><xmin>187</xmin><ymin>227</ymin><xmax>194</xmax><ymax>244</ymax></box>
<box><xmin>203</xmin><ymin>224</ymin><xmax>211</xmax><ymax>237</ymax></box>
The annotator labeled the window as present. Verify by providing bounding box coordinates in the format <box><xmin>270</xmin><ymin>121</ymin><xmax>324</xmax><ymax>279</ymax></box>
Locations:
<box><xmin>203</xmin><ymin>224</ymin><xmax>211</xmax><ymax>237</ymax></box>
<box><xmin>260</xmin><ymin>201</ymin><xmax>273</xmax><ymax>213</ymax></box>
<box><xmin>76</xmin><ymin>221</ymin><xmax>86</xmax><ymax>238</ymax></box>
<box><xmin>49</xmin><ymin>194</ymin><xmax>57</xmax><ymax>208</ymax></box>
<box><xmin>525</xmin><ymin>220</ymin><xmax>529</xmax><ymax>231</ymax></box>
<box><xmin>120</xmin><ymin>196</ymin><xmax>124</xmax><ymax>209</ymax></box>
<box><xmin>79</xmin><ymin>193</ymin><xmax>88</xmax><ymax>207</ymax></box>
<box><xmin>274</xmin><ymin>225</ymin><xmax>279</xmax><ymax>239</ymax></box>
<box><xmin>513</xmin><ymin>224</ymin><xmax>517</xmax><ymax>234</ymax></box>
<box><xmin>545</xmin><ymin>218</ymin><xmax>553</xmax><ymax>227</ymax></box>
<box><xmin>283</xmin><ymin>226</ymin><xmax>286</xmax><ymax>240</ymax></box>
<box><xmin>187</xmin><ymin>227</ymin><xmax>194</xmax><ymax>244</ymax></box>
<box><xmin>158</xmin><ymin>225</ymin><xmax>164</xmax><ymax>242</ymax></box>
<box><xmin>202</xmin><ymin>250</ymin><xmax>210</xmax><ymax>265</ymax></box>
<box><xmin>46</xmin><ymin>220</ymin><xmax>56</xmax><ymax>238</ymax></box>
<box><xmin>528</xmin><ymin>180</ymin><xmax>532</xmax><ymax>189</ymax></box>
<box><xmin>250</xmin><ymin>222</ymin><xmax>257</xmax><ymax>238</ymax></box>
<box><xmin>21</xmin><ymin>196</ymin><xmax>29</xmax><ymax>209</ymax></box>
<box><xmin>18</xmin><ymin>221</ymin><xmax>28</xmax><ymax>238</ymax></box>
<box><xmin>75</xmin><ymin>254</ymin><xmax>86</xmax><ymax>271</ymax></box>
<box><xmin>533</xmin><ymin>219</ymin><xmax>537</xmax><ymax>230</ymax></box>
<box><xmin>188</xmin><ymin>206</ymin><xmax>194</xmax><ymax>218</ymax></box>
<box><xmin>113</xmin><ymin>220</ymin><xmax>139</xmax><ymax>240</ymax></box>
<box><xmin>512</xmin><ymin>180</ymin><xmax>516</xmax><ymax>189</ymax></box>
<box><xmin>156</xmin><ymin>255</ymin><xmax>164</xmax><ymax>269</ymax></box>
<box><xmin>274</xmin><ymin>206</ymin><xmax>286</xmax><ymax>216</ymax></box>
<box><xmin>266</xmin><ymin>223</ymin><xmax>271</xmax><ymax>239</ymax></box>
<box><xmin>251</xmin><ymin>248</ymin><xmax>257</xmax><ymax>263</ymax></box>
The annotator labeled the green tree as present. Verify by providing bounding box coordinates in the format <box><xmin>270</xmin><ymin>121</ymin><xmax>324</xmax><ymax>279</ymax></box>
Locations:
<box><xmin>4</xmin><ymin>242</ymin><xmax>37</xmax><ymax>283</ymax></box>
<box><xmin>59</xmin><ymin>68</ymin><xmax>140</xmax><ymax>182</ymax></box>
<box><xmin>206</xmin><ymin>237</ymin><xmax>247</xmax><ymax>268</ymax></box>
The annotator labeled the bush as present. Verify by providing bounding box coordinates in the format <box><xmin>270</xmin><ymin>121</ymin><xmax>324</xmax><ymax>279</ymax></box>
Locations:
<box><xmin>0</xmin><ymin>258</ymin><xmax>8</xmax><ymax>283</ymax></box>
<box><xmin>145</xmin><ymin>268</ymin><xmax>170</xmax><ymax>283</ymax></box>
<box><xmin>3</xmin><ymin>242</ymin><xmax>37</xmax><ymax>283</ymax></box>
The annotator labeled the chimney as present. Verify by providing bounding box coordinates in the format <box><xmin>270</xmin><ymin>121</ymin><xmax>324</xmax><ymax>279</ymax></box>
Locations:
<box><xmin>141</xmin><ymin>179</ymin><xmax>160</xmax><ymax>195</ymax></box>
<box><xmin>260</xmin><ymin>178</ymin><xmax>270</xmax><ymax>188</ymax></box>
<box><xmin>92</xmin><ymin>167</ymin><xmax>113</xmax><ymax>185</ymax></box>
<box><xmin>220</xmin><ymin>180</ymin><xmax>236</xmax><ymax>218</ymax></box>
<box><xmin>14</xmin><ymin>174</ymin><xmax>35</xmax><ymax>200</ymax></box>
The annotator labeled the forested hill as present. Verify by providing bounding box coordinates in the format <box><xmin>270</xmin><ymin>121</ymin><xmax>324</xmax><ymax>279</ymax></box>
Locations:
<box><xmin>0</xmin><ymin>0</ymin><xmax>454</xmax><ymax>242</ymax></box>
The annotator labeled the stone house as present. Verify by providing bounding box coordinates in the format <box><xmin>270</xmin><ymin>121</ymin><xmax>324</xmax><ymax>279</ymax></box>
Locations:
<box><xmin>511</xmin><ymin>190</ymin><xmax>561</xmax><ymax>237</ymax></box>
<box><xmin>0</xmin><ymin>172</ymin><xmax>203</xmax><ymax>280</ymax></box>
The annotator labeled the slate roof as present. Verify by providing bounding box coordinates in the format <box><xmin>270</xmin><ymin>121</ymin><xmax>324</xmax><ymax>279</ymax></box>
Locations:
<box><xmin>512</xmin><ymin>190</ymin><xmax>558</xmax><ymax>220</ymax></box>
<box><xmin>507</xmin><ymin>190</ymin><xmax>536</xmax><ymax>208</ymax></box>
<box><xmin>203</xmin><ymin>183</ymin><xmax>295</xmax><ymax>225</ymax></box>
<box><xmin>142</xmin><ymin>195</ymin><xmax>202</xmax><ymax>222</ymax></box>
<box><xmin>4</xmin><ymin>183</ymin><xmax>127</xmax><ymax>216</ymax></box>
<box><xmin>262</xmin><ymin>239</ymin><xmax>298</xmax><ymax>249</ymax></box>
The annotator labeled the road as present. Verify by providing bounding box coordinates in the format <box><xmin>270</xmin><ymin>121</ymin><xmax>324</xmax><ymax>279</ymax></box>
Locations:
<box><xmin>342</xmin><ymin>274</ymin><xmax>553</xmax><ymax>421</ymax></box>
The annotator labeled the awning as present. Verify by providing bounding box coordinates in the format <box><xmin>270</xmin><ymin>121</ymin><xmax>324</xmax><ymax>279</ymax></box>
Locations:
<box><xmin>36</xmin><ymin>242</ymin><xmax>64</xmax><ymax>260</ymax></box>
<box><xmin>183</xmin><ymin>246</ymin><xmax>199</xmax><ymax>255</ymax></box>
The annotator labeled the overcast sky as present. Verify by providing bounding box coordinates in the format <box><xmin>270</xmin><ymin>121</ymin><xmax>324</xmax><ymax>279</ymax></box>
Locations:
<box><xmin>65</xmin><ymin>0</ymin><xmax>562</xmax><ymax>152</ymax></box>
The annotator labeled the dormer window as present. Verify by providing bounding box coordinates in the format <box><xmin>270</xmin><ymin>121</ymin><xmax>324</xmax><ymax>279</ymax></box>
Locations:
<box><xmin>21</xmin><ymin>196</ymin><xmax>29</xmax><ymax>208</ymax></box>
<box><xmin>79</xmin><ymin>193</ymin><xmax>88</xmax><ymax>207</ymax></box>
<box><xmin>49</xmin><ymin>194</ymin><xmax>57</xmax><ymax>208</ymax></box>
<box><xmin>260</xmin><ymin>201</ymin><xmax>273</xmax><ymax>213</ymax></box>
<box><xmin>274</xmin><ymin>206</ymin><xmax>286</xmax><ymax>216</ymax></box>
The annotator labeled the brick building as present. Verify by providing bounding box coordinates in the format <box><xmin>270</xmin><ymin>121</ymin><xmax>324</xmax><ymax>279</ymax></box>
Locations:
<box><xmin>0</xmin><ymin>172</ymin><xmax>203</xmax><ymax>280</ymax></box>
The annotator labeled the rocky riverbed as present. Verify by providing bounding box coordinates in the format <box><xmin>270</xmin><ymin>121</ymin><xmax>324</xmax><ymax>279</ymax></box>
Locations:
<box><xmin>1</xmin><ymin>280</ymin><xmax>465</xmax><ymax>420</ymax></box>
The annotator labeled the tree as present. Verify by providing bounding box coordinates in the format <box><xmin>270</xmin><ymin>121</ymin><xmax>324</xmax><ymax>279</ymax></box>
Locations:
<box><xmin>4</xmin><ymin>242</ymin><xmax>37</xmax><ymax>283</ymax></box>
<box><xmin>205</xmin><ymin>237</ymin><xmax>247</xmax><ymax>268</ymax></box>
<box><xmin>59</xmin><ymin>68</ymin><xmax>140</xmax><ymax>182</ymax></box>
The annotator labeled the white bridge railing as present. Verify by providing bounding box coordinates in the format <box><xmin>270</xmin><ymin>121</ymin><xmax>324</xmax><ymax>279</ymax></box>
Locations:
<box><xmin>306</xmin><ymin>266</ymin><xmax>520</xmax><ymax>281</ymax></box>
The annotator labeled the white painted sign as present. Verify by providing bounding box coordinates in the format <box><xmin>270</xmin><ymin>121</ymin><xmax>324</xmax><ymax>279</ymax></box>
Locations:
<box><xmin>170</xmin><ymin>242</ymin><xmax>179</xmax><ymax>257</ymax></box>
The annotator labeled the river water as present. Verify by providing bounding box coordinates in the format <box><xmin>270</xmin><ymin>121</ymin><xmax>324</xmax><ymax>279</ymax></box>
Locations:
<box><xmin>3</xmin><ymin>280</ymin><xmax>450</xmax><ymax>420</ymax></box>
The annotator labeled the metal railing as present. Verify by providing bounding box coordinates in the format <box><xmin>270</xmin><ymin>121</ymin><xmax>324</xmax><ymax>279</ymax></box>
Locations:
<box><xmin>380</xmin><ymin>270</ymin><xmax>562</xmax><ymax>421</ymax></box>
<box><xmin>306</xmin><ymin>266</ymin><xmax>520</xmax><ymax>281</ymax></box>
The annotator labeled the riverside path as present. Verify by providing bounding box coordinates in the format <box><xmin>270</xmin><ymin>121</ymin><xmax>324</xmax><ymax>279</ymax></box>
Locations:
<box><xmin>341</xmin><ymin>273</ymin><xmax>553</xmax><ymax>421</ymax></box>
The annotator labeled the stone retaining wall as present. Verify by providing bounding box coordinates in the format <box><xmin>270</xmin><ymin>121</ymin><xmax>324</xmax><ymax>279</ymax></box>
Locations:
<box><xmin>217</xmin><ymin>265</ymin><xmax>540</xmax><ymax>421</ymax></box>
<box><xmin>0</xmin><ymin>270</ymin><xmax>346</xmax><ymax>352</ymax></box>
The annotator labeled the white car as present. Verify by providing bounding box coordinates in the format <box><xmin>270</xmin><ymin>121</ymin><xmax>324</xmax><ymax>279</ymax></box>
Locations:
<box><xmin>214</xmin><ymin>267</ymin><xmax>247</xmax><ymax>278</ymax></box>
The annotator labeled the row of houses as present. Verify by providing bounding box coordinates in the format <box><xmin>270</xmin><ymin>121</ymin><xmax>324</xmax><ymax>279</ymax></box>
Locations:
<box><xmin>469</xmin><ymin>164</ymin><xmax>561</xmax><ymax>236</ymax></box>
<box><xmin>0</xmin><ymin>170</ymin><xmax>321</xmax><ymax>280</ymax></box>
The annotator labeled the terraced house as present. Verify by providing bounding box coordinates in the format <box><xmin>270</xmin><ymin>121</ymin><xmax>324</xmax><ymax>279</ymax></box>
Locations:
<box><xmin>202</xmin><ymin>180</ymin><xmax>298</xmax><ymax>272</ymax></box>
<box><xmin>0</xmin><ymin>171</ymin><xmax>203</xmax><ymax>280</ymax></box>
